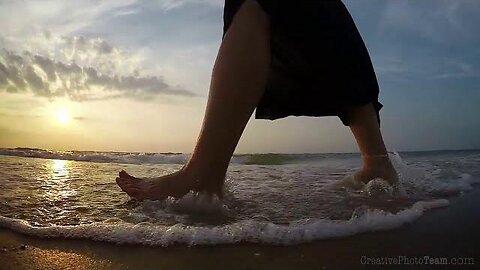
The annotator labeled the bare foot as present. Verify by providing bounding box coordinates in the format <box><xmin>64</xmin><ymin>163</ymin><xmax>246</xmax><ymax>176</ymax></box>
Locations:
<box><xmin>354</xmin><ymin>157</ymin><xmax>399</xmax><ymax>186</ymax></box>
<box><xmin>116</xmin><ymin>168</ymin><xmax>224</xmax><ymax>201</ymax></box>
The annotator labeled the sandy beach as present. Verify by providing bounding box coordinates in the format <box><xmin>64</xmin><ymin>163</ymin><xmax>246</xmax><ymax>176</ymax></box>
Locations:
<box><xmin>1</xmin><ymin>188</ymin><xmax>478</xmax><ymax>270</ymax></box>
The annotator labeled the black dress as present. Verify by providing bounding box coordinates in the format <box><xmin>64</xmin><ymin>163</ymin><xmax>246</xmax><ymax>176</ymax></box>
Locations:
<box><xmin>223</xmin><ymin>0</ymin><xmax>382</xmax><ymax>126</ymax></box>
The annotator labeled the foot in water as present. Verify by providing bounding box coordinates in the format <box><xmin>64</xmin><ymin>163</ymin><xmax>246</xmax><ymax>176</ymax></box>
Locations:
<box><xmin>339</xmin><ymin>155</ymin><xmax>399</xmax><ymax>189</ymax></box>
<box><xmin>116</xmin><ymin>168</ymin><xmax>223</xmax><ymax>201</ymax></box>
<box><xmin>353</xmin><ymin>165</ymin><xmax>399</xmax><ymax>185</ymax></box>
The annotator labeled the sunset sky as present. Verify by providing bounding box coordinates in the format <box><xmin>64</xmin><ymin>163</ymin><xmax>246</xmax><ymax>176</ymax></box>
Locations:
<box><xmin>1</xmin><ymin>0</ymin><xmax>479</xmax><ymax>153</ymax></box>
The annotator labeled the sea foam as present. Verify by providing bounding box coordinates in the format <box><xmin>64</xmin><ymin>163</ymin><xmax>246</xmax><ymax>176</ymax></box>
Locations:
<box><xmin>1</xmin><ymin>150</ymin><xmax>478</xmax><ymax>247</ymax></box>
<box><xmin>0</xmin><ymin>199</ymin><xmax>449</xmax><ymax>246</ymax></box>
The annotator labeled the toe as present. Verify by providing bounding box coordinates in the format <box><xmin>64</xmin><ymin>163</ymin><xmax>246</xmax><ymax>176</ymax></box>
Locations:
<box><xmin>119</xmin><ymin>170</ymin><xmax>137</xmax><ymax>180</ymax></box>
<box><xmin>116</xmin><ymin>177</ymin><xmax>136</xmax><ymax>192</ymax></box>
<box><xmin>119</xmin><ymin>170</ymin><xmax>128</xmax><ymax>178</ymax></box>
<box><xmin>116</xmin><ymin>177</ymin><xmax>129</xmax><ymax>192</ymax></box>
<box><xmin>116</xmin><ymin>176</ymin><xmax>128</xmax><ymax>185</ymax></box>
<box><xmin>117</xmin><ymin>178</ymin><xmax>138</xmax><ymax>196</ymax></box>
<box><xmin>116</xmin><ymin>177</ymin><xmax>124</xmax><ymax>187</ymax></box>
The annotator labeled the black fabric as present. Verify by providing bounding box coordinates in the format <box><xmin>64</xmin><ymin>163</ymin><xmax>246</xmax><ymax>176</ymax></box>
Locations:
<box><xmin>223</xmin><ymin>0</ymin><xmax>382</xmax><ymax>126</ymax></box>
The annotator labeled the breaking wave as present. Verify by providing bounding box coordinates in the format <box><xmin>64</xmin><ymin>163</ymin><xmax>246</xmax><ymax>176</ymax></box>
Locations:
<box><xmin>0</xmin><ymin>199</ymin><xmax>449</xmax><ymax>246</ymax></box>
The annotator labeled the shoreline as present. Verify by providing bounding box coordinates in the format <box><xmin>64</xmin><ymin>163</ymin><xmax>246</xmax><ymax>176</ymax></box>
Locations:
<box><xmin>1</xmin><ymin>189</ymin><xmax>479</xmax><ymax>269</ymax></box>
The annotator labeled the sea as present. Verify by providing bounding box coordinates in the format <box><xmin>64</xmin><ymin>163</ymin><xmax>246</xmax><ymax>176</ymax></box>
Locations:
<box><xmin>0</xmin><ymin>148</ymin><xmax>479</xmax><ymax>246</ymax></box>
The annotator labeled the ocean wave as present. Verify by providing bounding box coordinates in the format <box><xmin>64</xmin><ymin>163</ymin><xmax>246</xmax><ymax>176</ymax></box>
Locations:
<box><xmin>0</xmin><ymin>199</ymin><xmax>449</xmax><ymax>246</ymax></box>
<box><xmin>0</xmin><ymin>148</ymin><xmax>332</xmax><ymax>165</ymax></box>
<box><xmin>388</xmin><ymin>152</ymin><xmax>480</xmax><ymax>197</ymax></box>
<box><xmin>2</xmin><ymin>148</ymin><xmax>479</xmax><ymax>166</ymax></box>
<box><xmin>0</xmin><ymin>148</ymin><xmax>189</xmax><ymax>165</ymax></box>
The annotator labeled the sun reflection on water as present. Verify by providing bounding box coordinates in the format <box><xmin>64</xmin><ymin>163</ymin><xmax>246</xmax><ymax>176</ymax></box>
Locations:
<box><xmin>44</xmin><ymin>159</ymin><xmax>77</xmax><ymax>201</ymax></box>
<box><xmin>52</xmin><ymin>159</ymin><xmax>69</xmax><ymax>179</ymax></box>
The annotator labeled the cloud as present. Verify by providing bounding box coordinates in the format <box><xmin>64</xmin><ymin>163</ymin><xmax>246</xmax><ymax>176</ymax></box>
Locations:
<box><xmin>0</xmin><ymin>0</ymin><xmax>138</xmax><ymax>37</ymax></box>
<box><xmin>0</xmin><ymin>112</ymin><xmax>88</xmax><ymax>121</ymax></box>
<box><xmin>0</xmin><ymin>0</ymin><xmax>223</xmax><ymax>97</ymax></box>
<box><xmin>0</xmin><ymin>112</ymin><xmax>42</xmax><ymax>119</ymax></box>
<box><xmin>0</xmin><ymin>0</ymin><xmax>222</xmax><ymax>39</ymax></box>
<box><xmin>377</xmin><ymin>0</ymin><xmax>480</xmax><ymax>44</ymax></box>
<box><xmin>0</xmin><ymin>48</ymin><xmax>194</xmax><ymax>101</ymax></box>
<box><xmin>14</xmin><ymin>32</ymin><xmax>147</xmax><ymax>77</ymax></box>
<box><xmin>431</xmin><ymin>60</ymin><xmax>480</xmax><ymax>80</ymax></box>
<box><xmin>157</xmin><ymin>0</ymin><xmax>222</xmax><ymax>11</ymax></box>
<box><xmin>0</xmin><ymin>33</ymin><xmax>195</xmax><ymax>101</ymax></box>
<box><xmin>374</xmin><ymin>57</ymin><xmax>409</xmax><ymax>75</ymax></box>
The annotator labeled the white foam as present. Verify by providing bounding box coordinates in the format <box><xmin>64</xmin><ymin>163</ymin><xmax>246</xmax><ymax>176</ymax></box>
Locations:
<box><xmin>0</xmin><ymin>199</ymin><xmax>449</xmax><ymax>246</ymax></box>
<box><xmin>126</xmin><ymin>192</ymin><xmax>231</xmax><ymax>223</ymax></box>
<box><xmin>332</xmin><ymin>151</ymin><xmax>480</xmax><ymax>200</ymax></box>
<box><xmin>364</xmin><ymin>178</ymin><xmax>394</xmax><ymax>197</ymax></box>
<box><xmin>381</xmin><ymin>152</ymin><xmax>479</xmax><ymax>197</ymax></box>
<box><xmin>165</xmin><ymin>192</ymin><xmax>230</xmax><ymax>214</ymax></box>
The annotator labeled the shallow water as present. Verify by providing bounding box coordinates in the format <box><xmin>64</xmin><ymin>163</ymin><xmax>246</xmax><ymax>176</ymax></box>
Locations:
<box><xmin>0</xmin><ymin>149</ymin><xmax>479</xmax><ymax>246</ymax></box>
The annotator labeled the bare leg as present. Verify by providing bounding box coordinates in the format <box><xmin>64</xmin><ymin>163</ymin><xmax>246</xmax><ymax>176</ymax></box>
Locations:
<box><xmin>347</xmin><ymin>103</ymin><xmax>398</xmax><ymax>185</ymax></box>
<box><xmin>116</xmin><ymin>0</ymin><xmax>270</xmax><ymax>200</ymax></box>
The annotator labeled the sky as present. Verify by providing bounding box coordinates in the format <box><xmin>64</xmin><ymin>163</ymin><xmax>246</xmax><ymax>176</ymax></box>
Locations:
<box><xmin>0</xmin><ymin>0</ymin><xmax>479</xmax><ymax>153</ymax></box>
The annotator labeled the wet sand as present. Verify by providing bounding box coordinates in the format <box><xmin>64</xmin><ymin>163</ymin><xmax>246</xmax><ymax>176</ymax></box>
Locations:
<box><xmin>1</xmin><ymin>189</ymin><xmax>479</xmax><ymax>270</ymax></box>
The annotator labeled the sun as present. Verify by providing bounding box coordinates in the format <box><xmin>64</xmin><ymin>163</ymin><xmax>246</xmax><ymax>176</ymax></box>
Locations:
<box><xmin>55</xmin><ymin>110</ymin><xmax>71</xmax><ymax>124</ymax></box>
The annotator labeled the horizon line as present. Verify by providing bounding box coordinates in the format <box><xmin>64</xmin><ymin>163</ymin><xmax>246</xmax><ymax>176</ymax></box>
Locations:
<box><xmin>1</xmin><ymin>146</ymin><xmax>479</xmax><ymax>155</ymax></box>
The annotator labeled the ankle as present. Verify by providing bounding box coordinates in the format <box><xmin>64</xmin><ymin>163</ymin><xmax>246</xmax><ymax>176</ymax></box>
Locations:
<box><xmin>362</xmin><ymin>153</ymin><xmax>390</xmax><ymax>167</ymax></box>
<box><xmin>362</xmin><ymin>159</ymin><xmax>395</xmax><ymax>174</ymax></box>
<box><xmin>182</xmin><ymin>161</ymin><xmax>227</xmax><ymax>186</ymax></box>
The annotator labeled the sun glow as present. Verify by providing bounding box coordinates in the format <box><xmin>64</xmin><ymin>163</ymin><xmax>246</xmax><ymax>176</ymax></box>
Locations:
<box><xmin>55</xmin><ymin>110</ymin><xmax>71</xmax><ymax>124</ymax></box>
